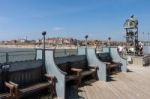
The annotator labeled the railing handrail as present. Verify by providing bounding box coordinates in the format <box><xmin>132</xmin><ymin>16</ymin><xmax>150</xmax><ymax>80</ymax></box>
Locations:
<box><xmin>0</xmin><ymin>50</ymin><xmax>35</xmax><ymax>53</ymax></box>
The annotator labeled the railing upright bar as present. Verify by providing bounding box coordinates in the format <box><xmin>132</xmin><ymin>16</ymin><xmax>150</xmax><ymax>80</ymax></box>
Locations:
<box><xmin>6</xmin><ymin>52</ymin><xmax>8</xmax><ymax>63</ymax></box>
<box><xmin>65</xmin><ymin>49</ymin><xmax>67</xmax><ymax>56</ymax></box>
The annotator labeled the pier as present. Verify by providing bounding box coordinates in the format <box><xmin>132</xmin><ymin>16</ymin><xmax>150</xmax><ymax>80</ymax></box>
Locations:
<box><xmin>66</xmin><ymin>65</ymin><xmax>150</xmax><ymax>99</ymax></box>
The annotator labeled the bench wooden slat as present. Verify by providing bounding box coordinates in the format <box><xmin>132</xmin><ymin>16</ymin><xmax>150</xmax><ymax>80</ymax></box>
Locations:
<box><xmin>98</xmin><ymin>53</ymin><xmax>121</xmax><ymax>74</ymax></box>
<box><xmin>0</xmin><ymin>93</ymin><xmax>10</xmax><ymax>98</ymax></box>
<box><xmin>81</xmin><ymin>70</ymin><xmax>96</xmax><ymax>77</ymax></box>
<box><xmin>56</xmin><ymin>55</ymin><xmax>98</xmax><ymax>87</ymax></box>
<box><xmin>20</xmin><ymin>82</ymin><xmax>51</xmax><ymax>93</ymax></box>
<box><xmin>66</xmin><ymin>75</ymin><xmax>79</xmax><ymax>82</ymax></box>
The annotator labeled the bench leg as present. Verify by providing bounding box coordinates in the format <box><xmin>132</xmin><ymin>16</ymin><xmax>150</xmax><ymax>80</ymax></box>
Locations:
<box><xmin>77</xmin><ymin>77</ymin><xmax>82</xmax><ymax>87</ymax></box>
<box><xmin>107</xmin><ymin>68</ymin><xmax>111</xmax><ymax>75</ymax></box>
<box><xmin>13</xmin><ymin>86</ymin><xmax>19</xmax><ymax>99</ymax></box>
<box><xmin>10</xmin><ymin>88</ymin><xmax>13</xmax><ymax>99</ymax></box>
<box><xmin>92</xmin><ymin>72</ymin><xmax>97</xmax><ymax>80</ymax></box>
<box><xmin>49</xmin><ymin>82</ymin><xmax>56</xmax><ymax>98</ymax></box>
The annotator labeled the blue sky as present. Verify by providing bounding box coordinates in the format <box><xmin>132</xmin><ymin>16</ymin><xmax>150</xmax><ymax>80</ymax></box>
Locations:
<box><xmin>0</xmin><ymin>0</ymin><xmax>150</xmax><ymax>41</ymax></box>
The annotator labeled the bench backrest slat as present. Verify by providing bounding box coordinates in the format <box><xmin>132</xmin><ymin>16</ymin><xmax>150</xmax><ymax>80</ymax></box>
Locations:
<box><xmin>56</xmin><ymin>55</ymin><xmax>88</xmax><ymax>74</ymax></box>
<box><xmin>98</xmin><ymin>53</ymin><xmax>112</xmax><ymax>62</ymax></box>
<box><xmin>0</xmin><ymin>60</ymin><xmax>45</xmax><ymax>89</ymax></box>
<box><xmin>9</xmin><ymin>67</ymin><xmax>43</xmax><ymax>88</ymax></box>
<box><xmin>0</xmin><ymin>69</ymin><xmax>3</xmax><ymax>93</ymax></box>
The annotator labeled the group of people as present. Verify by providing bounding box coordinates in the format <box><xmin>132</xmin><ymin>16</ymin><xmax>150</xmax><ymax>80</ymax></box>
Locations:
<box><xmin>117</xmin><ymin>41</ymin><xmax>144</xmax><ymax>56</ymax></box>
<box><xmin>136</xmin><ymin>41</ymin><xmax>144</xmax><ymax>56</ymax></box>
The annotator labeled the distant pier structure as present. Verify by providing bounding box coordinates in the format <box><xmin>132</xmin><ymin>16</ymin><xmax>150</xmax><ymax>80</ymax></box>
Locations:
<box><xmin>124</xmin><ymin>15</ymin><xmax>138</xmax><ymax>48</ymax></box>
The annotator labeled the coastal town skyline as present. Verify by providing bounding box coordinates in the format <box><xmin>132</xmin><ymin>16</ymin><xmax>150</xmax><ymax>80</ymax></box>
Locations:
<box><xmin>0</xmin><ymin>0</ymin><xmax>150</xmax><ymax>41</ymax></box>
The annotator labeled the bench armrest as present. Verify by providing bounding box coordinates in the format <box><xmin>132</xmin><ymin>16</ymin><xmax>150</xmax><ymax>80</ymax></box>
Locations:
<box><xmin>88</xmin><ymin>65</ymin><xmax>99</xmax><ymax>69</ymax></box>
<box><xmin>5</xmin><ymin>82</ymin><xmax>15</xmax><ymax>98</ymax></box>
<box><xmin>113</xmin><ymin>61</ymin><xmax>122</xmax><ymax>65</ymax></box>
<box><xmin>45</xmin><ymin>74</ymin><xmax>55</xmax><ymax>82</ymax></box>
<box><xmin>103</xmin><ymin>62</ymin><xmax>111</xmax><ymax>65</ymax></box>
<box><xmin>71</xmin><ymin>68</ymin><xmax>82</xmax><ymax>72</ymax></box>
<box><xmin>5</xmin><ymin>82</ymin><xmax>15</xmax><ymax>90</ymax></box>
<box><xmin>7</xmin><ymin>81</ymin><xmax>19</xmax><ymax>98</ymax></box>
<box><xmin>70</xmin><ymin>68</ymin><xmax>82</xmax><ymax>76</ymax></box>
<box><xmin>8</xmin><ymin>81</ymin><xmax>18</xmax><ymax>87</ymax></box>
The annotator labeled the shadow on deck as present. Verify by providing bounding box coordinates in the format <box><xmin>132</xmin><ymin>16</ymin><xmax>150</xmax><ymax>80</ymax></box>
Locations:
<box><xmin>66</xmin><ymin>79</ymin><xmax>97</xmax><ymax>99</ymax></box>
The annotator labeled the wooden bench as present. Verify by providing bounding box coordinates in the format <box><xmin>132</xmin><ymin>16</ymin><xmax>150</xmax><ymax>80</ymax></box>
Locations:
<box><xmin>0</xmin><ymin>82</ymin><xmax>17</xmax><ymax>99</ymax></box>
<box><xmin>57</xmin><ymin>62</ymin><xmax>82</xmax><ymax>86</ymax></box>
<box><xmin>0</xmin><ymin>67</ymin><xmax>16</xmax><ymax>99</ymax></box>
<box><xmin>8</xmin><ymin>75</ymin><xmax>54</xmax><ymax>99</ymax></box>
<box><xmin>3</xmin><ymin>60</ymin><xmax>55</xmax><ymax>99</ymax></box>
<box><xmin>98</xmin><ymin>53</ymin><xmax>121</xmax><ymax>75</ymax></box>
<box><xmin>56</xmin><ymin>55</ymin><xmax>98</xmax><ymax>86</ymax></box>
<box><xmin>132</xmin><ymin>55</ymin><xmax>150</xmax><ymax>66</ymax></box>
<box><xmin>70</xmin><ymin>59</ymin><xmax>98</xmax><ymax>84</ymax></box>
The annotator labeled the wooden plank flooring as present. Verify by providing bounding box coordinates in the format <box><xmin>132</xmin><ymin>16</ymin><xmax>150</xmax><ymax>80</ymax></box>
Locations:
<box><xmin>66</xmin><ymin>65</ymin><xmax>150</xmax><ymax>99</ymax></box>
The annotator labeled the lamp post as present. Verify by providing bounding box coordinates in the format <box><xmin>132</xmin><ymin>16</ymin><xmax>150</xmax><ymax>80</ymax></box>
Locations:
<box><xmin>108</xmin><ymin>37</ymin><xmax>111</xmax><ymax>46</ymax></box>
<box><xmin>108</xmin><ymin>37</ymin><xmax>111</xmax><ymax>53</ymax></box>
<box><xmin>42</xmin><ymin>31</ymin><xmax>46</xmax><ymax>67</ymax></box>
<box><xmin>147</xmin><ymin>32</ymin><xmax>150</xmax><ymax>43</ymax></box>
<box><xmin>85</xmin><ymin>35</ymin><xmax>88</xmax><ymax>48</ymax></box>
<box><xmin>85</xmin><ymin>35</ymin><xmax>88</xmax><ymax>56</ymax></box>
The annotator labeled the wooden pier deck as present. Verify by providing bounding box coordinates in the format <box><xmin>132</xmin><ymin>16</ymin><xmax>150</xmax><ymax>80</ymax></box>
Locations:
<box><xmin>66</xmin><ymin>65</ymin><xmax>150</xmax><ymax>99</ymax></box>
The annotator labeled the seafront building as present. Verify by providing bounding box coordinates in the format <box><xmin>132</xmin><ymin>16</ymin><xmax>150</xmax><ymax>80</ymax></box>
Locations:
<box><xmin>0</xmin><ymin>37</ymin><xmax>127</xmax><ymax>49</ymax></box>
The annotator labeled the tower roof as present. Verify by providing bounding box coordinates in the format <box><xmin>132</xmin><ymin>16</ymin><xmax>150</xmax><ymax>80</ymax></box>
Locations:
<box><xmin>124</xmin><ymin>15</ymin><xmax>138</xmax><ymax>29</ymax></box>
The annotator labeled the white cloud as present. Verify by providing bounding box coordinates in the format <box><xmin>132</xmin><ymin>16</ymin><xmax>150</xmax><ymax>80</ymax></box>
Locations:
<box><xmin>52</xmin><ymin>27</ymin><xmax>64</xmax><ymax>32</ymax></box>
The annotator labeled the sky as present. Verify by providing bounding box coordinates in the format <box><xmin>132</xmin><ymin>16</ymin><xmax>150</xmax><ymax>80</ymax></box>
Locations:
<box><xmin>0</xmin><ymin>0</ymin><xmax>150</xmax><ymax>41</ymax></box>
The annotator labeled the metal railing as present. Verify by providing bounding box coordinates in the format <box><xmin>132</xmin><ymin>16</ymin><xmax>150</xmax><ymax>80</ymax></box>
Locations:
<box><xmin>0</xmin><ymin>50</ymin><xmax>36</xmax><ymax>63</ymax></box>
<box><xmin>54</xmin><ymin>49</ymin><xmax>78</xmax><ymax>57</ymax></box>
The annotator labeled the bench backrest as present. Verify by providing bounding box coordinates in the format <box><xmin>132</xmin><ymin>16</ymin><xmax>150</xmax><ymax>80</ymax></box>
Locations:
<box><xmin>0</xmin><ymin>69</ymin><xmax>3</xmax><ymax>93</ymax></box>
<box><xmin>55</xmin><ymin>55</ymin><xmax>88</xmax><ymax>75</ymax></box>
<box><xmin>98</xmin><ymin>53</ymin><xmax>112</xmax><ymax>62</ymax></box>
<box><xmin>0</xmin><ymin>64</ymin><xmax>11</xmax><ymax>93</ymax></box>
<box><xmin>8</xmin><ymin>60</ymin><xmax>44</xmax><ymax>88</ymax></box>
<box><xmin>71</xmin><ymin>59</ymin><xmax>88</xmax><ymax>70</ymax></box>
